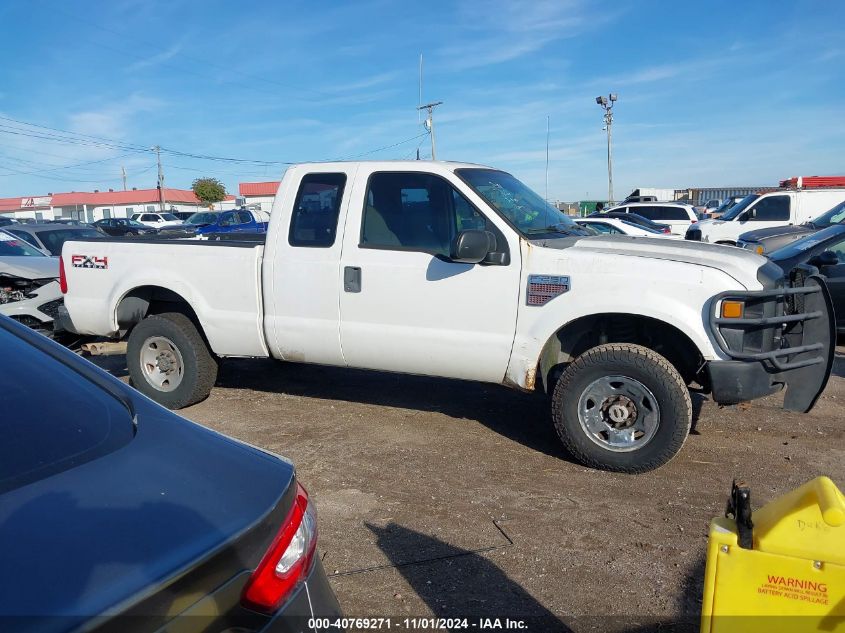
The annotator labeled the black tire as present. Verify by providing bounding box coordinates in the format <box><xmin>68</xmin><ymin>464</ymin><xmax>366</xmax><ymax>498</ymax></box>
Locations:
<box><xmin>551</xmin><ymin>343</ymin><xmax>692</xmax><ymax>473</ymax></box>
<box><xmin>126</xmin><ymin>312</ymin><xmax>218</xmax><ymax>409</ymax></box>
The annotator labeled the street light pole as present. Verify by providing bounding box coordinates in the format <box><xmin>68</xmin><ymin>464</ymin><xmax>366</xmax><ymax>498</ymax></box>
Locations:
<box><xmin>595</xmin><ymin>93</ymin><xmax>617</xmax><ymax>203</ymax></box>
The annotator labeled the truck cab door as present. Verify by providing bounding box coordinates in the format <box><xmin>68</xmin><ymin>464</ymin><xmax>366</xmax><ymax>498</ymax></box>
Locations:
<box><xmin>264</xmin><ymin>167</ymin><xmax>355</xmax><ymax>366</ymax></box>
<box><xmin>742</xmin><ymin>194</ymin><xmax>792</xmax><ymax>229</ymax></box>
<box><xmin>338</xmin><ymin>168</ymin><xmax>521</xmax><ymax>382</ymax></box>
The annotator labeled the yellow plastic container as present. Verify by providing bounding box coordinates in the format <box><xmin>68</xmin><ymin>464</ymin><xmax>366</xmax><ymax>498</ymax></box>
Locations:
<box><xmin>701</xmin><ymin>476</ymin><xmax>845</xmax><ymax>633</ymax></box>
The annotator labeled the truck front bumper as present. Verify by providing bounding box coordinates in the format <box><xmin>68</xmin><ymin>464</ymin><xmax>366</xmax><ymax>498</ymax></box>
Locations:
<box><xmin>705</xmin><ymin>271</ymin><xmax>835</xmax><ymax>412</ymax></box>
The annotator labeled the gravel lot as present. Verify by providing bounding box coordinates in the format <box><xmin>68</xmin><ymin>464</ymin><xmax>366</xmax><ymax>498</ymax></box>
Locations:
<box><xmin>94</xmin><ymin>344</ymin><xmax>845</xmax><ymax>632</ymax></box>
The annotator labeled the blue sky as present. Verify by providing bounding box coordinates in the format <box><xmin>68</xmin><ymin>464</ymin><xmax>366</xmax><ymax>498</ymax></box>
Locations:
<box><xmin>1</xmin><ymin>0</ymin><xmax>844</xmax><ymax>201</ymax></box>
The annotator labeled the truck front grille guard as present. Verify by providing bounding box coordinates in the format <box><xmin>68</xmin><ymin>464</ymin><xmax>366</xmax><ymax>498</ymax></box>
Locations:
<box><xmin>708</xmin><ymin>285</ymin><xmax>826</xmax><ymax>372</ymax></box>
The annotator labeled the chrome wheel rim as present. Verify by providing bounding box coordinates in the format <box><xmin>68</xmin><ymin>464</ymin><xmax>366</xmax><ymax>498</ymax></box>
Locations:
<box><xmin>577</xmin><ymin>375</ymin><xmax>660</xmax><ymax>452</ymax></box>
<box><xmin>139</xmin><ymin>336</ymin><xmax>184</xmax><ymax>392</ymax></box>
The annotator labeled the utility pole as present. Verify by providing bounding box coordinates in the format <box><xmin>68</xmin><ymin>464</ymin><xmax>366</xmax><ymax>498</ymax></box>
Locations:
<box><xmin>417</xmin><ymin>101</ymin><xmax>442</xmax><ymax>160</ymax></box>
<box><xmin>595</xmin><ymin>93</ymin><xmax>617</xmax><ymax>203</ymax></box>
<box><xmin>121</xmin><ymin>166</ymin><xmax>127</xmax><ymax>191</ymax></box>
<box><xmin>153</xmin><ymin>145</ymin><xmax>165</xmax><ymax>211</ymax></box>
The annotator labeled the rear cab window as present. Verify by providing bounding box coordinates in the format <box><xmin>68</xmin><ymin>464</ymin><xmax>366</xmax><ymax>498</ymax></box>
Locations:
<box><xmin>289</xmin><ymin>173</ymin><xmax>347</xmax><ymax>247</ymax></box>
<box><xmin>0</xmin><ymin>325</ymin><xmax>134</xmax><ymax>494</ymax></box>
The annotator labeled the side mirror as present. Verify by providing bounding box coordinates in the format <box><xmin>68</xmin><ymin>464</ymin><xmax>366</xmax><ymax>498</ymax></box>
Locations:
<box><xmin>450</xmin><ymin>229</ymin><xmax>494</xmax><ymax>264</ymax></box>
<box><xmin>809</xmin><ymin>250</ymin><xmax>839</xmax><ymax>268</ymax></box>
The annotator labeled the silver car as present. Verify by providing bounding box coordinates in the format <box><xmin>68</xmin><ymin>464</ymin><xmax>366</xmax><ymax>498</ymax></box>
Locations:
<box><xmin>0</xmin><ymin>230</ymin><xmax>63</xmax><ymax>332</ymax></box>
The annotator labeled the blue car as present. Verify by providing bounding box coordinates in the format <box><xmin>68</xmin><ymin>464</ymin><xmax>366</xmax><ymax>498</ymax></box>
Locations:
<box><xmin>0</xmin><ymin>315</ymin><xmax>341</xmax><ymax>632</ymax></box>
<box><xmin>194</xmin><ymin>208</ymin><xmax>269</xmax><ymax>237</ymax></box>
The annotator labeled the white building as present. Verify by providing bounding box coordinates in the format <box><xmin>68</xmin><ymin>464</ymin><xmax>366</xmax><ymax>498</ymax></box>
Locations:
<box><xmin>0</xmin><ymin>188</ymin><xmax>237</xmax><ymax>223</ymax></box>
<box><xmin>238</xmin><ymin>181</ymin><xmax>279</xmax><ymax>214</ymax></box>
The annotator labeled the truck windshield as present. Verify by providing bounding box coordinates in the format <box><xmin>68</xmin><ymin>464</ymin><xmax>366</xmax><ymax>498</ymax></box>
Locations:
<box><xmin>0</xmin><ymin>230</ymin><xmax>46</xmax><ymax>257</ymax></box>
<box><xmin>456</xmin><ymin>169</ymin><xmax>591</xmax><ymax>238</ymax></box>
<box><xmin>721</xmin><ymin>194</ymin><xmax>760</xmax><ymax>221</ymax></box>
<box><xmin>806</xmin><ymin>200</ymin><xmax>845</xmax><ymax>229</ymax></box>
<box><xmin>186</xmin><ymin>212</ymin><xmax>218</xmax><ymax>225</ymax></box>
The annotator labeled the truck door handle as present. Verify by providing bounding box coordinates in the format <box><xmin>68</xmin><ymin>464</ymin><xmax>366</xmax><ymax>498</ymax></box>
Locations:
<box><xmin>344</xmin><ymin>266</ymin><xmax>361</xmax><ymax>293</ymax></box>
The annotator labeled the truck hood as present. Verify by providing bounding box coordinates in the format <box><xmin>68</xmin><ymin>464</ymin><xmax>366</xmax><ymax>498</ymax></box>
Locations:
<box><xmin>0</xmin><ymin>256</ymin><xmax>59</xmax><ymax>280</ymax></box>
<box><xmin>739</xmin><ymin>225</ymin><xmax>813</xmax><ymax>243</ymax></box>
<box><xmin>533</xmin><ymin>235</ymin><xmax>768</xmax><ymax>288</ymax></box>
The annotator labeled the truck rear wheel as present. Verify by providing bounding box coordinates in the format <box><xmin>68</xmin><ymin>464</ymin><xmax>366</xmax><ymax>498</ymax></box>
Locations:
<box><xmin>551</xmin><ymin>343</ymin><xmax>692</xmax><ymax>473</ymax></box>
<box><xmin>127</xmin><ymin>312</ymin><xmax>218</xmax><ymax>409</ymax></box>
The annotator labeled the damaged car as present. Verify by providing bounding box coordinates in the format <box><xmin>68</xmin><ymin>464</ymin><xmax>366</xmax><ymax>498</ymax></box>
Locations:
<box><xmin>0</xmin><ymin>230</ymin><xmax>62</xmax><ymax>333</ymax></box>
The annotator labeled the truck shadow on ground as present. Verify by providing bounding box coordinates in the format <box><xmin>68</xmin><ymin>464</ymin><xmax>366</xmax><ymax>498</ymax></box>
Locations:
<box><xmin>364</xmin><ymin>522</ymin><xmax>573</xmax><ymax>632</ymax></box>
<box><xmin>359</xmin><ymin>522</ymin><xmax>704</xmax><ymax>633</ymax></box>
<box><xmin>215</xmin><ymin>359</ymin><xmax>709</xmax><ymax>457</ymax></box>
<box><xmin>88</xmin><ymin>355</ymin><xmax>710</xmax><ymax>465</ymax></box>
<box><xmin>218</xmin><ymin>358</ymin><xmax>572</xmax><ymax>461</ymax></box>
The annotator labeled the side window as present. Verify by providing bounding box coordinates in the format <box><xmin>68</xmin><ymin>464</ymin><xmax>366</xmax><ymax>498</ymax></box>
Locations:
<box><xmin>289</xmin><ymin>173</ymin><xmax>346</xmax><ymax>247</ymax></box>
<box><xmin>9</xmin><ymin>231</ymin><xmax>40</xmax><ymax>248</ymax></box>
<box><xmin>827</xmin><ymin>236</ymin><xmax>845</xmax><ymax>260</ymax></box>
<box><xmin>587</xmin><ymin>222</ymin><xmax>612</xmax><ymax>234</ymax></box>
<box><xmin>237</xmin><ymin>211</ymin><xmax>253</xmax><ymax>224</ymax></box>
<box><xmin>633</xmin><ymin>207</ymin><xmax>660</xmax><ymax>221</ymax></box>
<box><xmin>140</xmin><ymin>214</ymin><xmax>155</xmax><ymax>222</ymax></box>
<box><xmin>219</xmin><ymin>212</ymin><xmax>234</xmax><ymax>227</ymax></box>
<box><xmin>360</xmin><ymin>172</ymin><xmax>486</xmax><ymax>256</ymax></box>
<box><xmin>663</xmin><ymin>207</ymin><xmax>689</xmax><ymax>220</ymax></box>
<box><xmin>752</xmin><ymin>195</ymin><xmax>790</xmax><ymax>221</ymax></box>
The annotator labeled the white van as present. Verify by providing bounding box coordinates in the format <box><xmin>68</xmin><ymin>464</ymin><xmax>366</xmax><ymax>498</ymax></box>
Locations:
<box><xmin>686</xmin><ymin>189</ymin><xmax>845</xmax><ymax>245</ymax></box>
<box><xmin>610</xmin><ymin>202</ymin><xmax>700</xmax><ymax>235</ymax></box>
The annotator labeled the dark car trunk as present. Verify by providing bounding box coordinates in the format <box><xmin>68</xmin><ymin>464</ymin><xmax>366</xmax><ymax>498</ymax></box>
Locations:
<box><xmin>0</xmin><ymin>327</ymin><xmax>296</xmax><ymax>633</ymax></box>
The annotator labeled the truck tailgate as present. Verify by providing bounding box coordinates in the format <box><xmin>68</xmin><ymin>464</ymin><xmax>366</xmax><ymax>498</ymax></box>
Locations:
<box><xmin>62</xmin><ymin>239</ymin><xmax>269</xmax><ymax>357</ymax></box>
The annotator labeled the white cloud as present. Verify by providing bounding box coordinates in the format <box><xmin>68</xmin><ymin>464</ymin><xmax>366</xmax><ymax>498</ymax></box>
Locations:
<box><xmin>434</xmin><ymin>0</ymin><xmax>609</xmax><ymax>70</ymax></box>
<box><xmin>126</xmin><ymin>42</ymin><xmax>183</xmax><ymax>72</ymax></box>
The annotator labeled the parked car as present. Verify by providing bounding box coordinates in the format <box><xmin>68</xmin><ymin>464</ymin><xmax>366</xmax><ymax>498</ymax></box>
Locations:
<box><xmin>608</xmin><ymin>202</ymin><xmax>699</xmax><ymax>235</ymax></box>
<box><xmin>769</xmin><ymin>224</ymin><xmax>845</xmax><ymax>333</ymax></box>
<box><xmin>0</xmin><ymin>314</ymin><xmax>342</xmax><ymax>631</ymax></box>
<box><xmin>93</xmin><ymin>217</ymin><xmax>159</xmax><ymax>237</ymax></box>
<box><xmin>0</xmin><ymin>216</ymin><xmax>19</xmax><ymax>227</ymax></box>
<box><xmin>49</xmin><ymin>218</ymin><xmax>90</xmax><ymax>226</ymax></box>
<box><xmin>195</xmin><ymin>208</ymin><xmax>270</xmax><ymax>237</ymax></box>
<box><xmin>59</xmin><ymin>161</ymin><xmax>835</xmax><ymax>473</ymax></box>
<box><xmin>737</xmin><ymin>200</ymin><xmax>845</xmax><ymax>255</ymax></box>
<box><xmin>687</xmin><ymin>188</ymin><xmax>845</xmax><ymax>245</ymax></box>
<box><xmin>156</xmin><ymin>211</ymin><xmax>221</xmax><ymax>237</ymax></box>
<box><xmin>708</xmin><ymin>196</ymin><xmax>747</xmax><ymax>220</ymax></box>
<box><xmin>0</xmin><ymin>230</ymin><xmax>62</xmax><ymax>331</ymax></box>
<box><xmin>5</xmin><ymin>224</ymin><xmax>104</xmax><ymax>257</ymax></box>
<box><xmin>131</xmin><ymin>211</ymin><xmax>184</xmax><ymax>229</ymax></box>
<box><xmin>588</xmin><ymin>211</ymin><xmax>671</xmax><ymax>234</ymax></box>
<box><xmin>574</xmin><ymin>217</ymin><xmax>677</xmax><ymax>237</ymax></box>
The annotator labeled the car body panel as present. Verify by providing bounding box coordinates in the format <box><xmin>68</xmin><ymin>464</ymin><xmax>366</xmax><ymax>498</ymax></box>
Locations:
<box><xmin>0</xmin><ymin>316</ymin><xmax>341</xmax><ymax>631</ymax></box>
<box><xmin>195</xmin><ymin>209</ymin><xmax>269</xmax><ymax>236</ymax></box>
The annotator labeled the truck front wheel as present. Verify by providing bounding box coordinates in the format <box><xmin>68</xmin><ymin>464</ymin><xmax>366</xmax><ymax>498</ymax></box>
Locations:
<box><xmin>551</xmin><ymin>343</ymin><xmax>692</xmax><ymax>473</ymax></box>
<box><xmin>127</xmin><ymin>312</ymin><xmax>218</xmax><ymax>409</ymax></box>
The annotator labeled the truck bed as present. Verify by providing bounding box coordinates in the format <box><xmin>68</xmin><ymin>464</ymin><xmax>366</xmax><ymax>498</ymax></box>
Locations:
<box><xmin>61</xmin><ymin>237</ymin><xmax>269</xmax><ymax>357</ymax></box>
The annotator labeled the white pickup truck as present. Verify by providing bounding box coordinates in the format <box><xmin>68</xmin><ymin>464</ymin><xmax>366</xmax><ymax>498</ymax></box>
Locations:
<box><xmin>58</xmin><ymin>161</ymin><xmax>836</xmax><ymax>473</ymax></box>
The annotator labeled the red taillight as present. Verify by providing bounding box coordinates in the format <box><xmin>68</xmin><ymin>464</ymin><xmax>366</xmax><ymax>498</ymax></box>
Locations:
<box><xmin>662</xmin><ymin>228</ymin><xmax>670</xmax><ymax>233</ymax></box>
<box><xmin>59</xmin><ymin>255</ymin><xmax>68</xmax><ymax>294</ymax></box>
<box><xmin>691</xmin><ymin>219</ymin><xmax>698</xmax><ymax>224</ymax></box>
<box><xmin>241</xmin><ymin>483</ymin><xmax>318</xmax><ymax>613</ymax></box>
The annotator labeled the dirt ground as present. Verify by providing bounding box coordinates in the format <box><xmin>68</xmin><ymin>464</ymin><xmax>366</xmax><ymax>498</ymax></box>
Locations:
<box><xmin>93</xmin><ymin>346</ymin><xmax>845</xmax><ymax>632</ymax></box>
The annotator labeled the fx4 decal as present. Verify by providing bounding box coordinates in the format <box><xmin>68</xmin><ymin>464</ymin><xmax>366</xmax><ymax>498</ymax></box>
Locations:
<box><xmin>71</xmin><ymin>254</ymin><xmax>109</xmax><ymax>269</ymax></box>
